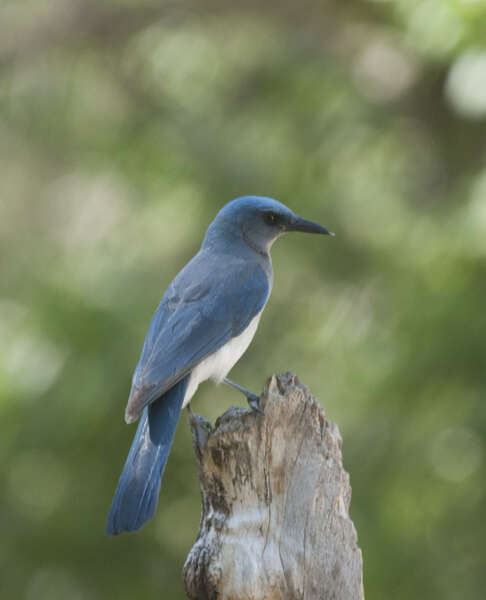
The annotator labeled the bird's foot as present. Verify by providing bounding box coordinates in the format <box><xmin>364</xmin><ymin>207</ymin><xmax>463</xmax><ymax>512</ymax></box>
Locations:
<box><xmin>246</xmin><ymin>392</ymin><xmax>265</xmax><ymax>415</ymax></box>
<box><xmin>223</xmin><ymin>377</ymin><xmax>265</xmax><ymax>415</ymax></box>
<box><xmin>186</xmin><ymin>403</ymin><xmax>212</xmax><ymax>449</ymax></box>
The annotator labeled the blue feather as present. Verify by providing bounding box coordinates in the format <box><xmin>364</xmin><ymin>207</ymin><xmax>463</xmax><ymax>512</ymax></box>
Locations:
<box><xmin>106</xmin><ymin>375</ymin><xmax>189</xmax><ymax>535</ymax></box>
<box><xmin>107</xmin><ymin>196</ymin><xmax>330</xmax><ymax>534</ymax></box>
<box><xmin>125</xmin><ymin>254</ymin><xmax>270</xmax><ymax>422</ymax></box>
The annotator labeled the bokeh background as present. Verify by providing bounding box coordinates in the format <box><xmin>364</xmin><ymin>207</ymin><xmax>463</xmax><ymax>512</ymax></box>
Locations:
<box><xmin>1</xmin><ymin>0</ymin><xmax>486</xmax><ymax>598</ymax></box>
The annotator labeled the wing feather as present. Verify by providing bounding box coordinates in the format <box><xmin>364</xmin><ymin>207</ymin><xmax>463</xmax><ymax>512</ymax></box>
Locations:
<box><xmin>125</xmin><ymin>253</ymin><xmax>269</xmax><ymax>423</ymax></box>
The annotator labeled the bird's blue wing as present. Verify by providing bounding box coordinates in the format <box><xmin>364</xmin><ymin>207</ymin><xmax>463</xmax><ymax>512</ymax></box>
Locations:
<box><xmin>125</xmin><ymin>252</ymin><xmax>269</xmax><ymax>423</ymax></box>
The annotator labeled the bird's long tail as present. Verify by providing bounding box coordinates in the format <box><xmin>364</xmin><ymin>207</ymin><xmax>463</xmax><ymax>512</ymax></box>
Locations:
<box><xmin>106</xmin><ymin>376</ymin><xmax>189</xmax><ymax>535</ymax></box>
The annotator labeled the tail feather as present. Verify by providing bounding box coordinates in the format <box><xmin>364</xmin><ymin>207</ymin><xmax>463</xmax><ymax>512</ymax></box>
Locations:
<box><xmin>106</xmin><ymin>376</ymin><xmax>189</xmax><ymax>535</ymax></box>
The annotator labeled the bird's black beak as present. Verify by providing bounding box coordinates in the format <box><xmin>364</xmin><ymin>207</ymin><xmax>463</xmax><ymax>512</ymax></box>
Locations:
<box><xmin>288</xmin><ymin>215</ymin><xmax>335</xmax><ymax>236</ymax></box>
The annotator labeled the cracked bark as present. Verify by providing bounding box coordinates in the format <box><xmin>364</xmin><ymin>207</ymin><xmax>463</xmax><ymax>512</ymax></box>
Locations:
<box><xmin>183</xmin><ymin>372</ymin><xmax>364</xmax><ymax>600</ymax></box>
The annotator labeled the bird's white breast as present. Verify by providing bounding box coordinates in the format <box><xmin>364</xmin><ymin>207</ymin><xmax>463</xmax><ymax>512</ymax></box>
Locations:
<box><xmin>183</xmin><ymin>312</ymin><xmax>262</xmax><ymax>407</ymax></box>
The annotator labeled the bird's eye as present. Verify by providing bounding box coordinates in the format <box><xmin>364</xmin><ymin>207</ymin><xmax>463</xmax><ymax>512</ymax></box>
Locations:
<box><xmin>263</xmin><ymin>212</ymin><xmax>279</xmax><ymax>226</ymax></box>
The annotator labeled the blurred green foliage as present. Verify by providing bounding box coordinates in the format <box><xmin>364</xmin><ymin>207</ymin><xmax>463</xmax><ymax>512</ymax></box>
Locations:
<box><xmin>1</xmin><ymin>1</ymin><xmax>486</xmax><ymax>598</ymax></box>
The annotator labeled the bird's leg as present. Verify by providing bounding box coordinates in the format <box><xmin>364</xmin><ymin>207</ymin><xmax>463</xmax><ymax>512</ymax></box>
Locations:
<box><xmin>223</xmin><ymin>377</ymin><xmax>264</xmax><ymax>415</ymax></box>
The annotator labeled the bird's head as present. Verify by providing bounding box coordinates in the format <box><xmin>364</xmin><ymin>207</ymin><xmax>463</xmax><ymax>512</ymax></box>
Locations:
<box><xmin>205</xmin><ymin>196</ymin><xmax>334</xmax><ymax>253</ymax></box>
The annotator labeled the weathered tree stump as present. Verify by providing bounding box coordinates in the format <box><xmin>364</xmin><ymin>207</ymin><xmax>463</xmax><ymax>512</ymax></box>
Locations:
<box><xmin>184</xmin><ymin>372</ymin><xmax>364</xmax><ymax>600</ymax></box>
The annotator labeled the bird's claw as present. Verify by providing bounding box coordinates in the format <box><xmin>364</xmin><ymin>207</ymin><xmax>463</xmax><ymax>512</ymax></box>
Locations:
<box><xmin>247</xmin><ymin>394</ymin><xmax>265</xmax><ymax>415</ymax></box>
<box><xmin>187</xmin><ymin>403</ymin><xmax>212</xmax><ymax>448</ymax></box>
<box><xmin>223</xmin><ymin>378</ymin><xmax>264</xmax><ymax>415</ymax></box>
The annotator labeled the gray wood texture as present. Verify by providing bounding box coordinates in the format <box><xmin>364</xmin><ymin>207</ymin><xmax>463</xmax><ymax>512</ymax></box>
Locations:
<box><xmin>184</xmin><ymin>372</ymin><xmax>364</xmax><ymax>600</ymax></box>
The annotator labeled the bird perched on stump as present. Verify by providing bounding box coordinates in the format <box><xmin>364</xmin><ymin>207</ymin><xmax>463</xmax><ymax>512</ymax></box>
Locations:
<box><xmin>107</xmin><ymin>196</ymin><xmax>333</xmax><ymax>535</ymax></box>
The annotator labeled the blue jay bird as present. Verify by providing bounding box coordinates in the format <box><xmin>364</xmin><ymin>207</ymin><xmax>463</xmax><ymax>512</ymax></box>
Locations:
<box><xmin>107</xmin><ymin>196</ymin><xmax>333</xmax><ymax>535</ymax></box>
